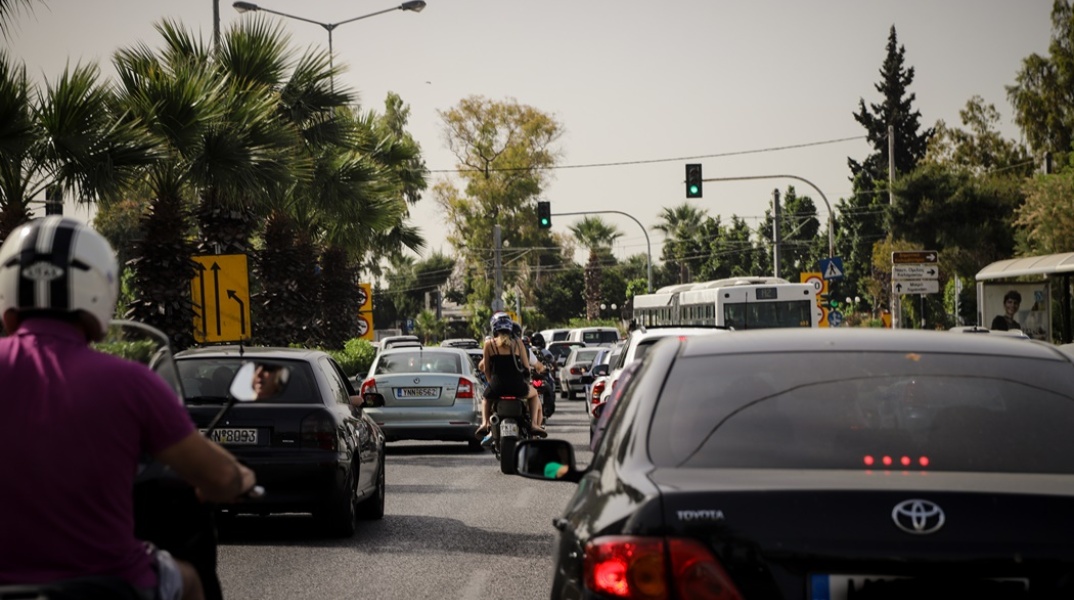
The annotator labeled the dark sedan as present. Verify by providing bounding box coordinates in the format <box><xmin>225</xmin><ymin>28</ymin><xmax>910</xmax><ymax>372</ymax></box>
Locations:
<box><xmin>176</xmin><ymin>346</ymin><xmax>386</xmax><ymax>538</ymax></box>
<box><xmin>516</xmin><ymin>329</ymin><xmax>1074</xmax><ymax>599</ymax></box>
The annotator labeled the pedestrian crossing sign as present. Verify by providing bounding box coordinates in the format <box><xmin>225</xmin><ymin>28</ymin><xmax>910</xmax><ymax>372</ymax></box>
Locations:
<box><xmin>819</xmin><ymin>257</ymin><xmax>845</xmax><ymax>280</ymax></box>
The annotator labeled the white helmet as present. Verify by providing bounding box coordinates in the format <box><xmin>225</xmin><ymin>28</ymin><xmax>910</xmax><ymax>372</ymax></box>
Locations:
<box><xmin>0</xmin><ymin>217</ymin><xmax>119</xmax><ymax>341</ymax></box>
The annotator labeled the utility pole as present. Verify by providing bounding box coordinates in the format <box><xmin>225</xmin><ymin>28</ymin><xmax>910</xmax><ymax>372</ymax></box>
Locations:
<box><xmin>888</xmin><ymin>125</ymin><xmax>901</xmax><ymax>329</ymax></box>
<box><xmin>492</xmin><ymin>225</ymin><xmax>504</xmax><ymax>312</ymax></box>
<box><xmin>772</xmin><ymin>189</ymin><xmax>781</xmax><ymax>279</ymax></box>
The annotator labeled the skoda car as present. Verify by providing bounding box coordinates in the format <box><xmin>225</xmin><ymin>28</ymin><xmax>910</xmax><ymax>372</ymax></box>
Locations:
<box><xmin>359</xmin><ymin>346</ymin><xmax>485</xmax><ymax>450</ymax></box>
<box><xmin>516</xmin><ymin>329</ymin><xmax>1074</xmax><ymax>598</ymax></box>
<box><xmin>176</xmin><ymin>346</ymin><xmax>386</xmax><ymax>538</ymax></box>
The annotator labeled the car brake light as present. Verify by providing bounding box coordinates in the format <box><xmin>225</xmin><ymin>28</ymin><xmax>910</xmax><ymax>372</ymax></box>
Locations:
<box><xmin>360</xmin><ymin>377</ymin><xmax>377</xmax><ymax>396</ymax></box>
<box><xmin>301</xmin><ymin>414</ymin><xmax>338</xmax><ymax>451</ymax></box>
<box><xmin>591</xmin><ymin>381</ymin><xmax>606</xmax><ymax>402</ymax></box>
<box><xmin>584</xmin><ymin>536</ymin><xmax>742</xmax><ymax>600</ymax></box>
<box><xmin>457</xmin><ymin>377</ymin><xmax>473</xmax><ymax>399</ymax></box>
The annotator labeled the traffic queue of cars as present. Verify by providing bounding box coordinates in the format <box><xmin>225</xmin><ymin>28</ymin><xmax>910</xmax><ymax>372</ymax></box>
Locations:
<box><xmin>516</xmin><ymin>327</ymin><xmax>1074</xmax><ymax>598</ymax></box>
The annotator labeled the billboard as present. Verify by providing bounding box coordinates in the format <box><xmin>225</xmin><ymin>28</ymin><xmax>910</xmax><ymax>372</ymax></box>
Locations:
<box><xmin>981</xmin><ymin>282</ymin><xmax>1050</xmax><ymax>341</ymax></box>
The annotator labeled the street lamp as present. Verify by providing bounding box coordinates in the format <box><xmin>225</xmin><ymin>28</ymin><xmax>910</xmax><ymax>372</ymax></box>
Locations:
<box><xmin>233</xmin><ymin>1</ymin><xmax>426</xmax><ymax>90</ymax></box>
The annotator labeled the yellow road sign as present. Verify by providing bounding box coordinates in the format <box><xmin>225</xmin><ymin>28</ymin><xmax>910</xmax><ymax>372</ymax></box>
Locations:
<box><xmin>191</xmin><ymin>254</ymin><xmax>251</xmax><ymax>343</ymax></box>
<box><xmin>357</xmin><ymin>282</ymin><xmax>374</xmax><ymax>341</ymax></box>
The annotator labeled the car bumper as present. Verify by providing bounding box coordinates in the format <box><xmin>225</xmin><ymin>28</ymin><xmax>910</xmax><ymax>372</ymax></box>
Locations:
<box><xmin>367</xmin><ymin>406</ymin><xmax>481</xmax><ymax>442</ymax></box>
<box><xmin>222</xmin><ymin>449</ymin><xmax>347</xmax><ymax>513</ymax></box>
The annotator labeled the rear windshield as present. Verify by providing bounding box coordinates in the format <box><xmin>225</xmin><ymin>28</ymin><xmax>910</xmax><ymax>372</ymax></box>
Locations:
<box><xmin>551</xmin><ymin>331</ymin><xmax>570</xmax><ymax>341</ymax></box>
<box><xmin>375</xmin><ymin>351</ymin><xmax>463</xmax><ymax>374</ymax></box>
<box><xmin>649</xmin><ymin>352</ymin><xmax>1074</xmax><ymax>474</ymax></box>
<box><xmin>178</xmin><ymin>359</ymin><xmax>319</xmax><ymax>404</ymax></box>
<box><xmin>571</xmin><ymin>349</ymin><xmax>602</xmax><ymax>363</ymax></box>
<box><xmin>582</xmin><ymin>330</ymin><xmax>619</xmax><ymax>345</ymax></box>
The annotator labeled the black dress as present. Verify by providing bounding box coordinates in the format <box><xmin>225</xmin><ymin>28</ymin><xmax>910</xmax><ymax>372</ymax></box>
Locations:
<box><xmin>991</xmin><ymin>315</ymin><xmax>1020</xmax><ymax>331</ymax></box>
<box><xmin>484</xmin><ymin>341</ymin><xmax>530</xmax><ymax>399</ymax></box>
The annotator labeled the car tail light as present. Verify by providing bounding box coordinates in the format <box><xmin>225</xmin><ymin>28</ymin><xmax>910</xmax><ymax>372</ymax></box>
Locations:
<box><xmin>591</xmin><ymin>380</ymin><xmax>606</xmax><ymax>403</ymax></box>
<box><xmin>571</xmin><ymin>366</ymin><xmax>585</xmax><ymax>375</ymax></box>
<box><xmin>360</xmin><ymin>377</ymin><xmax>377</xmax><ymax>396</ymax></box>
<box><xmin>301</xmin><ymin>414</ymin><xmax>338</xmax><ymax>451</ymax></box>
<box><xmin>584</xmin><ymin>536</ymin><xmax>742</xmax><ymax>600</ymax></box>
<box><xmin>457</xmin><ymin>378</ymin><xmax>473</xmax><ymax>399</ymax></box>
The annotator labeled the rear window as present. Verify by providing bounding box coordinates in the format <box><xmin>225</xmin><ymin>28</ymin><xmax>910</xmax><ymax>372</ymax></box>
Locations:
<box><xmin>648</xmin><ymin>352</ymin><xmax>1074</xmax><ymax>474</ymax></box>
<box><xmin>178</xmin><ymin>358</ymin><xmax>319</xmax><ymax>404</ymax></box>
<box><xmin>551</xmin><ymin>331</ymin><xmax>570</xmax><ymax>341</ymax></box>
<box><xmin>375</xmin><ymin>351</ymin><xmax>462</xmax><ymax>374</ymax></box>
<box><xmin>571</xmin><ymin>349</ymin><xmax>602</xmax><ymax>363</ymax></box>
<box><xmin>582</xmin><ymin>330</ymin><xmax>619</xmax><ymax>345</ymax></box>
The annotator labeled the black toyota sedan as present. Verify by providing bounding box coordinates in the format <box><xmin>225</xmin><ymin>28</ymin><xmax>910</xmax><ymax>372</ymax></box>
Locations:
<box><xmin>516</xmin><ymin>328</ymin><xmax>1074</xmax><ymax>599</ymax></box>
<box><xmin>175</xmin><ymin>346</ymin><xmax>386</xmax><ymax>538</ymax></box>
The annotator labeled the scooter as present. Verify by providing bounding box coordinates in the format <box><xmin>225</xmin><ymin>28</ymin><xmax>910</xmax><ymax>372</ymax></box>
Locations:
<box><xmin>489</xmin><ymin>395</ymin><xmax>533</xmax><ymax>475</ymax></box>
<box><xmin>0</xmin><ymin>320</ymin><xmax>264</xmax><ymax>600</ymax></box>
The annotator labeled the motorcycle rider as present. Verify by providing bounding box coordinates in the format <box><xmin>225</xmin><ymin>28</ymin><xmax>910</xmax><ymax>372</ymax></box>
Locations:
<box><xmin>0</xmin><ymin>217</ymin><xmax>256</xmax><ymax>600</ymax></box>
<box><xmin>476</xmin><ymin>312</ymin><xmax>546</xmax><ymax>439</ymax></box>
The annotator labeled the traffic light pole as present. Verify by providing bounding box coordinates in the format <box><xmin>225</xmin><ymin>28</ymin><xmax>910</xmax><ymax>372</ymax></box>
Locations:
<box><xmin>700</xmin><ymin>174</ymin><xmax>834</xmax><ymax>259</ymax></box>
<box><xmin>551</xmin><ymin>210</ymin><xmax>652</xmax><ymax>293</ymax></box>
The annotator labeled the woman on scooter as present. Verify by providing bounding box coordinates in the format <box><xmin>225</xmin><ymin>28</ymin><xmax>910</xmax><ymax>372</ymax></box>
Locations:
<box><xmin>476</xmin><ymin>313</ymin><xmax>546</xmax><ymax>438</ymax></box>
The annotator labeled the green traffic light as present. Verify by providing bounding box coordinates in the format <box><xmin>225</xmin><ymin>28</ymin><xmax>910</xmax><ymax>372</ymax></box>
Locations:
<box><xmin>540</xmin><ymin>218</ymin><xmax>549</xmax><ymax>226</ymax></box>
<box><xmin>689</xmin><ymin>185</ymin><xmax>699</xmax><ymax>195</ymax></box>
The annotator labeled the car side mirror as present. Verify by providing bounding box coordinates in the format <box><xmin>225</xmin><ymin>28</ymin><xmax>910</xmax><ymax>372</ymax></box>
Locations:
<box><xmin>514</xmin><ymin>439</ymin><xmax>582</xmax><ymax>483</ymax></box>
<box><xmin>360</xmin><ymin>392</ymin><xmax>386</xmax><ymax>408</ymax></box>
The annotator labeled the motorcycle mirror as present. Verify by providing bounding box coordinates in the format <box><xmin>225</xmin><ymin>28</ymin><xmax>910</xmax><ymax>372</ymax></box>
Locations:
<box><xmin>229</xmin><ymin>362</ymin><xmax>292</xmax><ymax>402</ymax></box>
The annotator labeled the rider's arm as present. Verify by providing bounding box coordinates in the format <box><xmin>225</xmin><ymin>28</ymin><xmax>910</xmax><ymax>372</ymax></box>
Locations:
<box><xmin>519</xmin><ymin>340</ymin><xmax>531</xmax><ymax>371</ymax></box>
<box><xmin>528</xmin><ymin>348</ymin><xmax>545</xmax><ymax>373</ymax></box>
<box><xmin>155</xmin><ymin>433</ymin><xmax>256</xmax><ymax>503</ymax></box>
<box><xmin>482</xmin><ymin>341</ymin><xmax>493</xmax><ymax>382</ymax></box>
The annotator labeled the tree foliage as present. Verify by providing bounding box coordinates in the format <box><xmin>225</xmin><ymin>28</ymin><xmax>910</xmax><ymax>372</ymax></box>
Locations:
<box><xmin>1007</xmin><ymin>0</ymin><xmax>1074</xmax><ymax>160</ymax></box>
<box><xmin>434</xmin><ymin>95</ymin><xmax>563</xmax><ymax>311</ymax></box>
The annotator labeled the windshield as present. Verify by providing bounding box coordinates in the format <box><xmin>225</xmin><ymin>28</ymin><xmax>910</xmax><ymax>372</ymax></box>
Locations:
<box><xmin>649</xmin><ymin>352</ymin><xmax>1074</xmax><ymax>474</ymax></box>
<box><xmin>375</xmin><ymin>351</ymin><xmax>463</xmax><ymax>374</ymax></box>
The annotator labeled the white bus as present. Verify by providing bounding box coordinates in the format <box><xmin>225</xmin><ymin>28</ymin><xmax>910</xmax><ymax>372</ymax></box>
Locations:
<box><xmin>633</xmin><ymin>276</ymin><xmax>821</xmax><ymax>329</ymax></box>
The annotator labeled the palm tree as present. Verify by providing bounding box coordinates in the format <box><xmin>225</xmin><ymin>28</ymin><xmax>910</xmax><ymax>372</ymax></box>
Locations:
<box><xmin>652</xmin><ymin>203</ymin><xmax>708</xmax><ymax>284</ymax></box>
<box><xmin>0</xmin><ymin>52</ymin><xmax>153</xmax><ymax>241</ymax></box>
<box><xmin>112</xmin><ymin>20</ymin><xmax>299</xmax><ymax>348</ymax></box>
<box><xmin>568</xmin><ymin>216</ymin><xmax>622</xmax><ymax>320</ymax></box>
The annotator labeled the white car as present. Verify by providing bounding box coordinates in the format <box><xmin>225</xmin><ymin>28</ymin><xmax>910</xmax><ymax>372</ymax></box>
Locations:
<box><xmin>598</xmin><ymin>326</ymin><xmax>729</xmax><ymax>408</ymax></box>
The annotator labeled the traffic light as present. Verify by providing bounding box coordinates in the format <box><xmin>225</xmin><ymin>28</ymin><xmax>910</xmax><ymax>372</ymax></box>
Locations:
<box><xmin>537</xmin><ymin>201</ymin><xmax>552</xmax><ymax>229</ymax></box>
<box><xmin>685</xmin><ymin>163</ymin><xmax>703</xmax><ymax>198</ymax></box>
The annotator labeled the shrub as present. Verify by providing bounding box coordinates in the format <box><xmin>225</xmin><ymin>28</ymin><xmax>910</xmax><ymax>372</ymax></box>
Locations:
<box><xmin>328</xmin><ymin>338</ymin><xmax>378</xmax><ymax>378</ymax></box>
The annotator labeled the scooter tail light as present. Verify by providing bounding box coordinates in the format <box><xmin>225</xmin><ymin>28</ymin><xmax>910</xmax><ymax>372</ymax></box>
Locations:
<box><xmin>584</xmin><ymin>536</ymin><xmax>742</xmax><ymax>600</ymax></box>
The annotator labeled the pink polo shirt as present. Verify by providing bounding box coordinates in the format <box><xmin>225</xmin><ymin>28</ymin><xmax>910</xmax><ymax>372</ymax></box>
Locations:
<box><xmin>0</xmin><ymin>318</ymin><xmax>195</xmax><ymax>588</ymax></box>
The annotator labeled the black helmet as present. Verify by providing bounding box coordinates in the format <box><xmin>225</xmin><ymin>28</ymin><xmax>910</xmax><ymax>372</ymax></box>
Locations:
<box><xmin>531</xmin><ymin>332</ymin><xmax>546</xmax><ymax>349</ymax></box>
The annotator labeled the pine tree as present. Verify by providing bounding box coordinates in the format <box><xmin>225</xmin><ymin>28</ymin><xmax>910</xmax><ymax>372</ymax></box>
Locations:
<box><xmin>840</xmin><ymin>25</ymin><xmax>934</xmax><ymax>299</ymax></box>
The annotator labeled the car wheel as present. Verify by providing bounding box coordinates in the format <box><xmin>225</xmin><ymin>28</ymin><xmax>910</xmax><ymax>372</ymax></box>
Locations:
<box><xmin>317</xmin><ymin>468</ymin><xmax>358</xmax><ymax>537</ymax></box>
<box><xmin>357</xmin><ymin>458</ymin><xmax>386</xmax><ymax>521</ymax></box>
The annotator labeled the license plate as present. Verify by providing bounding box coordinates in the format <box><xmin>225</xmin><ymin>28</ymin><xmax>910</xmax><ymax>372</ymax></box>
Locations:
<box><xmin>395</xmin><ymin>387</ymin><xmax>439</xmax><ymax>398</ymax></box>
<box><xmin>200</xmin><ymin>428</ymin><xmax>258</xmax><ymax>445</ymax></box>
<box><xmin>810</xmin><ymin>574</ymin><xmax>1028</xmax><ymax>599</ymax></box>
<box><xmin>500</xmin><ymin>421</ymin><xmax>519</xmax><ymax>437</ymax></box>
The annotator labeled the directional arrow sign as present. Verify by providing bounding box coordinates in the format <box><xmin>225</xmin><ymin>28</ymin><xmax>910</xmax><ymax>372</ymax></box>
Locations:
<box><xmin>892</xmin><ymin>265</ymin><xmax>939</xmax><ymax>280</ymax></box>
<box><xmin>892</xmin><ymin>250</ymin><xmax>939</xmax><ymax>264</ymax></box>
<box><xmin>894</xmin><ymin>280</ymin><xmax>940</xmax><ymax>295</ymax></box>
<box><xmin>191</xmin><ymin>254</ymin><xmax>251</xmax><ymax>343</ymax></box>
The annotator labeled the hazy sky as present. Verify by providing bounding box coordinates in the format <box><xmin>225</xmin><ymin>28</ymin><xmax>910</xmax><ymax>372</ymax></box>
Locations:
<box><xmin>3</xmin><ymin>0</ymin><xmax>1057</xmax><ymax>265</ymax></box>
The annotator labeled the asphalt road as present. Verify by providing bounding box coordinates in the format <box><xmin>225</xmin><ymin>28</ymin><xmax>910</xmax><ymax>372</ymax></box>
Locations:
<box><xmin>216</xmin><ymin>396</ymin><xmax>593</xmax><ymax>599</ymax></box>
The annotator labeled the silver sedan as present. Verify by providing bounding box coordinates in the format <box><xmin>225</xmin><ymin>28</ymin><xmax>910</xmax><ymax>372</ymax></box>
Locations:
<box><xmin>358</xmin><ymin>347</ymin><xmax>485</xmax><ymax>451</ymax></box>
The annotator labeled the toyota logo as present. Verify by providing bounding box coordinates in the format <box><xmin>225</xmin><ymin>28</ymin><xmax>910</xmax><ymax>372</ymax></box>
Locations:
<box><xmin>891</xmin><ymin>499</ymin><xmax>945</xmax><ymax>534</ymax></box>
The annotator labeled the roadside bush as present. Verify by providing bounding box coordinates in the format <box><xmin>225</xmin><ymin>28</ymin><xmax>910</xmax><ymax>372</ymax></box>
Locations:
<box><xmin>94</xmin><ymin>339</ymin><xmax>157</xmax><ymax>362</ymax></box>
<box><xmin>327</xmin><ymin>338</ymin><xmax>377</xmax><ymax>378</ymax></box>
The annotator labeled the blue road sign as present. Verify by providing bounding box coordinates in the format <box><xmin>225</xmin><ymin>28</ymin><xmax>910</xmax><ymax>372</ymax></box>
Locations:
<box><xmin>828</xmin><ymin>310</ymin><xmax>844</xmax><ymax>327</ymax></box>
<box><xmin>819</xmin><ymin>257</ymin><xmax>845</xmax><ymax>280</ymax></box>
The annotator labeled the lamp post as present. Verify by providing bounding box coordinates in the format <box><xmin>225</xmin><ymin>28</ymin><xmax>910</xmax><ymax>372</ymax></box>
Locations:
<box><xmin>232</xmin><ymin>1</ymin><xmax>427</xmax><ymax>90</ymax></box>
